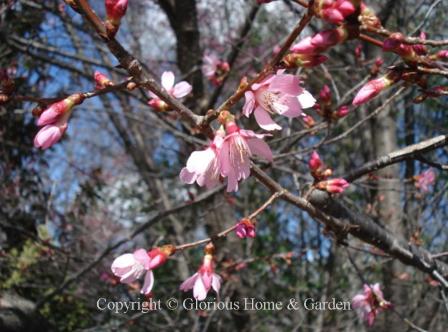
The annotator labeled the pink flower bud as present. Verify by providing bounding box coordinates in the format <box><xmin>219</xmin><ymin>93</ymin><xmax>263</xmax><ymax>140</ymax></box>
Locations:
<box><xmin>291</xmin><ymin>27</ymin><xmax>348</xmax><ymax>54</ymax></box>
<box><xmin>352</xmin><ymin>73</ymin><xmax>399</xmax><ymax>106</ymax></box>
<box><xmin>235</xmin><ymin>219</ymin><xmax>256</xmax><ymax>239</ymax></box>
<box><xmin>105</xmin><ymin>0</ymin><xmax>128</xmax><ymax>37</ymax></box>
<box><xmin>335</xmin><ymin>105</ymin><xmax>349</xmax><ymax>118</ymax></box>
<box><xmin>317</xmin><ymin>178</ymin><xmax>349</xmax><ymax>193</ymax></box>
<box><xmin>34</xmin><ymin>122</ymin><xmax>67</xmax><ymax>149</ymax></box>
<box><xmin>437</xmin><ymin>50</ymin><xmax>448</xmax><ymax>59</ymax></box>
<box><xmin>37</xmin><ymin>94</ymin><xmax>84</xmax><ymax>126</ymax></box>
<box><xmin>302</xmin><ymin>113</ymin><xmax>316</xmax><ymax>127</ymax></box>
<box><xmin>315</xmin><ymin>0</ymin><xmax>356</xmax><ymax>25</ymax></box>
<box><xmin>309</xmin><ymin>151</ymin><xmax>323</xmax><ymax>172</ymax></box>
<box><xmin>147</xmin><ymin>245</ymin><xmax>175</xmax><ymax>269</ymax></box>
<box><xmin>319</xmin><ymin>85</ymin><xmax>332</xmax><ymax>104</ymax></box>
<box><xmin>94</xmin><ymin>71</ymin><xmax>113</xmax><ymax>90</ymax></box>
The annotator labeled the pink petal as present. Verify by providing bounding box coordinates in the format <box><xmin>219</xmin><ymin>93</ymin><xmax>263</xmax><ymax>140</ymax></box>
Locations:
<box><xmin>254</xmin><ymin>107</ymin><xmax>282</xmax><ymax>131</ymax></box>
<box><xmin>34</xmin><ymin>125</ymin><xmax>64</xmax><ymax>149</ymax></box>
<box><xmin>201</xmin><ymin>272</ymin><xmax>212</xmax><ymax>290</ymax></box>
<box><xmin>133</xmin><ymin>249</ymin><xmax>151</xmax><ymax>269</ymax></box>
<box><xmin>243</xmin><ymin>91</ymin><xmax>255</xmax><ymax>117</ymax></box>
<box><xmin>37</xmin><ymin>107</ymin><xmax>61</xmax><ymax>126</ymax></box>
<box><xmin>161</xmin><ymin>71</ymin><xmax>175</xmax><ymax>90</ymax></box>
<box><xmin>298</xmin><ymin>90</ymin><xmax>316</xmax><ymax>109</ymax></box>
<box><xmin>141</xmin><ymin>270</ymin><xmax>155</xmax><ymax>294</ymax></box>
<box><xmin>193</xmin><ymin>277</ymin><xmax>208</xmax><ymax>300</ymax></box>
<box><xmin>277</xmin><ymin>96</ymin><xmax>301</xmax><ymax>118</ymax></box>
<box><xmin>269</xmin><ymin>74</ymin><xmax>301</xmax><ymax>95</ymax></box>
<box><xmin>351</xmin><ymin>295</ymin><xmax>366</xmax><ymax>308</ymax></box>
<box><xmin>219</xmin><ymin>141</ymin><xmax>232</xmax><ymax>176</ymax></box>
<box><xmin>180</xmin><ymin>273</ymin><xmax>198</xmax><ymax>291</ymax></box>
<box><xmin>338</xmin><ymin>1</ymin><xmax>355</xmax><ymax>15</ymax></box>
<box><xmin>226</xmin><ymin>169</ymin><xmax>239</xmax><ymax>192</ymax></box>
<box><xmin>172</xmin><ymin>81</ymin><xmax>192</xmax><ymax>98</ymax></box>
<box><xmin>247</xmin><ymin>138</ymin><xmax>273</xmax><ymax>162</ymax></box>
<box><xmin>211</xmin><ymin>274</ymin><xmax>221</xmax><ymax>293</ymax></box>
<box><xmin>290</xmin><ymin>36</ymin><xmax>315</xmax><ymax>54</ymax></box>
<box><xmin>186</xmin><ymin>149</ymin><xmax>215</xmax><ymax>174</ymax></box>
<box><xmin>179</xmin><ymin>168</ymin><xmax>197</xmax><ymax>184</ymax></box>
<box><xmin>111</xmin><ymin>253</ymin><xmax>135</xmax><ymax>276</ymax></box>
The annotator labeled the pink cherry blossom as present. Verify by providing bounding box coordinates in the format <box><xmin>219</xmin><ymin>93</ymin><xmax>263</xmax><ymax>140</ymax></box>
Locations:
<box><xmin>180</xmin><ymin>252</ymin><xmax>221</xmax><ymax>300</ymax></box>
<box><xmin>111</xmin><ymin>249</ymin><xmax>155</xmax><ymax>294</ymax></box>
<box><xmin>243</xmin><ymin>71</ymin><xmax>315</xmax><ymax>131</ymax></box>
<box><xmin>415</xmin><ymin>169</ymin><xmax>436</xmax><ymax>192</ymax></box>
<box><xmin>179</xmin><ymin>130</ymin><xmax>224</xmax><ymax>189</ymax></box>
<box><xmin>235</xmin><ymin>219</ymin><xmax>256</xmax><ymax>239</ymax></box>
<box><xmin>148</xmin><ymin>71</ymin><xmax>192</xmax><ymax>112</ymax></box>
<box><xmin>352</xmin><ymin>283</ymin><xmax>392</xmax><ymax>326</ymax></box>
<box><xmin>219</xmin><ymin>119</ymin><xmax>273</xmax><ymax>192</ymax></box>
<box><xmin>111</xmin><ymin>246</ymin><xmax>173</xmax><ymax>295</ymax></box>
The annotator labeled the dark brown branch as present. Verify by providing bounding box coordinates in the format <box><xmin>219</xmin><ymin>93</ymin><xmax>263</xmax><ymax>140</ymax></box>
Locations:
<box><xmin>344</xmin><ymin>135</ymin><xmax>448</xmax><ymax>182</ymax></box>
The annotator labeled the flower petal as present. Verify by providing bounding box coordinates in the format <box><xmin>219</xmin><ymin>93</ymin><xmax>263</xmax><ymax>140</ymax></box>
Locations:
<box><xmin>269</xmin><ymin>74</ymin><xmax>301</xmax><ymax>95</ymax></box>
<box><xmin>247</xmin><ymin>138</ymin><xmax>273</xmax><ymax>162</ymax></box>
<box><xmin>111</xmin><ymin>253</ymin><xmax>135</xmax><ymax>276</ymax></box>
<box><xmin>211</xmin><ymin>274</ymin><xmax>221</xmax><ymax>293</ymax></box>
<box><xmin>172</xmin><ymin>81</ymin><xmax>192</xmax><ymax>98</ymax></box>
<box><xmin>133</xmin><ymin>249</ymin><xmax>151</xmax><ymax>269</ymax></box>
<box><xmin>141</xmin><ymin>270</ymin><xmax>154</xmax><ymax>294</ymax></box>
<box><xmin>193</xmin><ymin>277</ymin><xmax>208</xmax><ymax>300</ymax></box>
<box><xmin>298</xmin><ymin>90</ymin><xmax>316</xmax><ymax>109</ymax></box>
<box><xmin>243</xmin><ymin>91</ymin><xmax>255</xmax><ymax>117</ymax></box>
<box><xmin>254</xmin><ymin>107</ymin><xmax>282</xmax><ymax>131</ymax></box>
<box><xmin>161</xmin><ymin>71</ymin><xmax>175</xmax><ymax>90</ymax></box>
<box><xmin>179</xmin><ymin>168</ymin><xmax>197</xmax><ymax>184</ymax></box>
<box><xmin>186</xmin><ymin>149</ymin><xmax>215</xmax><ymax>174</ymax></box>
<box><xmin>180</xmin><ymin>273</ymin><xmax>198</xmax><ymax>291</ymax></box>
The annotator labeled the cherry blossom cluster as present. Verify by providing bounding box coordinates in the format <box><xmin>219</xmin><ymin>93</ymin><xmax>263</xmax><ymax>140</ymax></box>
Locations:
<box><xmin>309</xmin><ymin>151</ymin><xmax>349</xmax><ymax>193</ymax></box>
<box><xmin>111</xmin><ymin>243</ymin><xmax>221</xmax><ymax>301</ymax></box>
<box><xmin>352</xmin><ymin>283</ymin><xmax>392</xmax><ymax>326</ymax></box>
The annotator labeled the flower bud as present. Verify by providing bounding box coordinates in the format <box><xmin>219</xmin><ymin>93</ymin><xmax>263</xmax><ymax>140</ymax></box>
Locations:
<box><xmin>147</xmin><ymin>245</ymin><xmax>175</xmax><ymax>270</ymax></box>
<box><xmin>352</xmin><ymin>72</ymin><xmax>400</xmax><ymax>106</ymax></box>
<box><xmin>319</xmin><ymin>85</ymin><xmax>332</xmax><ymax>104</ymax></box>
<box><xmin>316</xmin><ymin>178</ymin><xmax>349</xmax><ymax>193</ymax></box>
<box><xmin>309</xmin><ymin>151</ymin><xmax>323</xmax><ymax>172</ymax></box>
<box><xmin>94</xmin><ymin>71</ymin><xmax>113</xmax><ymax>90</ymax></box>
<box><xmin>105</xmin><ymin>0</ymin><xmax>128</xmax><ymax>38</ymax></box>
<box><xmin>334</xmin><ymin>105</ymin><xmax>349</xmax><ymax>118</ymax></box>
<box><xmin>235</xmin><ymin>219</ymin><xmax>256</xmax><ymax>239</ymax></box>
